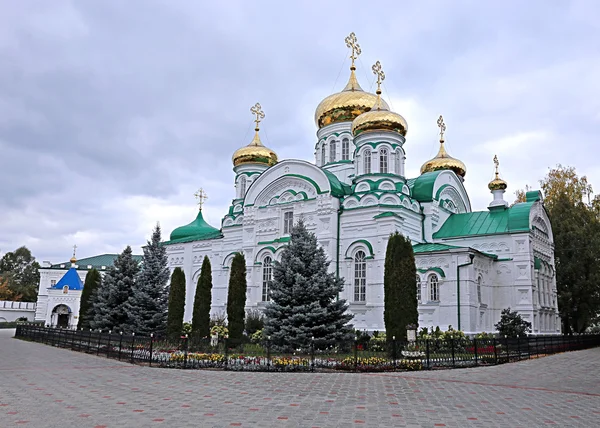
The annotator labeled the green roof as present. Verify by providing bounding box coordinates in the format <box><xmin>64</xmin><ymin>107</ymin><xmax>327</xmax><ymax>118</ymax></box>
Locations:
<box><xmin>49</xmin><ymin>254</ymin><xmax>143</xmax><ymax>270</ymax></box>
<box><xmin>323</xmin><ymin>169</ymin><xmax>352</xmax><ymax>198</ymax></box>
<box><xmin>433</xmin><ymin>201</ymin><xmax>535</xmax><ymax>239</ymax></box>
<box><xmin>373</xmin><ymin>212</ymin><xmax>404</xmax><ymax>220</ymax></box>
<box><xmin>167</xmin><ymin>209</ymin><xmax>223</xmax><ymax>244</ymax></box>
<box><xmin>412</xmin><ymin>243</ymin><xmax>464</xmax><ymax>253</ymax></box>
<box><xmin>407</xmin><ymin>171</ymin><xmax>443</xmax><ymax>202</ymax></box>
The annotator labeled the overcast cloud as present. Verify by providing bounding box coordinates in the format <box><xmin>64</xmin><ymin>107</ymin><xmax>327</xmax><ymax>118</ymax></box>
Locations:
<box><xmin>1</xmin><ymin>0</ymin><xmax>599</xmax><ymax>263</ymax></box>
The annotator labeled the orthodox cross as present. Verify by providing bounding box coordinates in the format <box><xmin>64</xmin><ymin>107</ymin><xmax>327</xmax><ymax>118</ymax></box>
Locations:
<box><xmin>493</xmin><ymin>155</ymin><xmax>500</xmax><ymax>177</ymax></box>
<box><xmin>372</xmin><ymin>60</ymin><xmax>385</xmax><ymax>93</ymax></box>
<box><xmin>194</xmin><ymin>188</ymin><xmax>208</xmax><ymax>210</ymax></box>
<box><xmin>72</xmin><ymin>244</ymin><xmax>77</xmax><ymax>259</ymax></box>
<box><xmin>250</xmin><ymin>102</ymin><xmax>265</xmax><ymax>131</ymax></box>
<box><xmin>345</xmin><ymin>32</ymin><xmax>361</xmax><ymax>68</ymax></box>
<box><xmin>437</xmin><ymin>115</ymin><xmax>446</xmax><ymax>142</ymax></box>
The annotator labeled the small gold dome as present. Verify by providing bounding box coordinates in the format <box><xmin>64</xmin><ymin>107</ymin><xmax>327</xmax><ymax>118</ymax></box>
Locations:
<box><xmin>351</xmin><ymin>102</ymin><xmax>408</xmax><ymax>136</ymax></box>
<box><xmin>232</xmin><ymin>130</ymin><xmax>278</xmax><ymax>168</ymax></box>
<box><xmin>70</xmin><ymin>256</ymin><xmax>77</xmax><ymax>264</ymax></box>
<box><xmin>488</xmin><ymin>155</ymin><xmax>507</xmax><ymax>190</ymax></box>
<box><xmin>314</xmin><ymin>68</ymin><xmax>389</xmax><ymax>129</ymax></box>
<box><xmin>420</xmin><ymin>141</ymin><xmax>467</xmax><ymax>178</ymax></box>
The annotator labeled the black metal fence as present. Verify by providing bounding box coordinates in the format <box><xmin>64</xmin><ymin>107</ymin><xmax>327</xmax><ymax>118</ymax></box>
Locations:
<box><xmin>14</xmin><ymin>324</ymin><xmax>600</xmax><ymax>372</ymax></box>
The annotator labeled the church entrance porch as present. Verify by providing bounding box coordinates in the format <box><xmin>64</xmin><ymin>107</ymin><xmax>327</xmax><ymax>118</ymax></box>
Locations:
<box><xmin>52</xmin><ymin>304</ymin><xmax>71</xmax><ymax>328</ymax></box>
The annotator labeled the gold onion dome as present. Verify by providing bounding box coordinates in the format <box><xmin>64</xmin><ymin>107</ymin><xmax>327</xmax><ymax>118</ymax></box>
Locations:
<box><xmin>488</xmin><ymin>155</ymin><xmax>507</xmax><ymax>191</ymax></box>
<box><xmin>232</xmin><ymin>103</ymin><xmax>278</xmax><ymax>168</ymax></box>
<box><xmin>420</xmin><ymin>116</ymin><xmax>466</xmax><ymax>178</ymax></box>
<box><xmin>314</xmin><ymin>32</ymin><xmax>389</xmax><ymax>129</ymax></box>
<box><xmin>351</xmin><ymin>61</ymin><xmax>407</xmax><ymax>137</ymax></box>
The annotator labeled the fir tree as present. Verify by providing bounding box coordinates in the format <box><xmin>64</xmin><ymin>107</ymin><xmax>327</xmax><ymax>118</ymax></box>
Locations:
<box><xmin>227</xmin><ymin>253</ymin><xmax>247</xmax><ymax>341</ymax></box>
<box><xmin>495</xmin><ymin>308</ymin><xmax>532</xmax><ymax>337</ymax></box>
<box><xmin>90</xmin><ymin>246</ymin><xmax>140</xmax><ymax>332</ymax></box>
<box><xmin>125</xmin><ymin>223</ymin><xmax>170</xmax><ymax>336</ymax></box>
<box><xmin>166</xmin><ymin>267</ymin><xmax>186</xmax><ymax>339</ymax></box>
<box><xmin>77</xmin><ymin>268</ymin><xmax>101</xmax><ymax>330</ymax></box>
<box><xmin>192</xmin><ymin>256</ymin><xmax>212</xmax><ymax>338</ymax></box>
<box><xmin>383</xmin><ymin>232</ymin><xmax>418</xmax><ymax>342</ymax></box>
<box><xmin>263</xmin><ymin>220</ymin><xmax>353</xmax><ymax>351</ymax></box>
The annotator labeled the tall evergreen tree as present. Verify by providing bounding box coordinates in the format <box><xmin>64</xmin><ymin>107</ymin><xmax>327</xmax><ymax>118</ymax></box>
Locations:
<box><xmin>166</xmin><ymin>267</ymin><xmax>186</xmax><ymax>339</ymax></box>
<box><xmin>77</xmin><ymin>268</ymin><xmax>101</xmax><ymax>330</ymax></box>
<box><xmin>90</xmin><ymin>246</ymin><xmax>140</xmax><ymax>332</ymax></box>
<box><xmin>263</xmin><ymin>220</ymin><xmax>353</xmax><ymax>351</ymax></box>
<box><xmin>192</xmin><ymin>256</ymin><xmax>213</xmax><ymax>338</ymax></box>
<box><xmin>384</xmin><ymin>232</ymin><xmax>418</xmax><ymax>341</ymax></box>
<box><xmin>125</xmin><ymin>224</ymin><xmax>170</xmax><ymax>335</ymax></box>
<box><xmin>227</xmin><ymin>253</ymin><xmax>247</xmax><ymax>341</ymax></box>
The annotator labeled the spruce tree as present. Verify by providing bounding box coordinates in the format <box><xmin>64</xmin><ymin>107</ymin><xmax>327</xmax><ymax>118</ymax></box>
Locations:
<box><xmin>192</xmin><ymin>256</ymin><xmax>212</xmax><ymax>338</ymax></box>
<box><xmin>166</xmin><ymin>267</ymin><xmax>186</xmax><ymax>339</ymax></box>
<box><xmin>263</xmin><ymin>220</ymin><xmax>354</xmax><ymax>351</ymax></box>
<box><xmin>125</xmin><ymin>224</ymin><xmax>170</xmax><ymax>336</ymax></box>
<box><xmin>90</xmin><ymin>246</ymin><xmax>140</xmax><ymax>332</ymax></box>
<box><xmin>77</xmin><ymin>268</ymin><xmax>101</xmax><ymax>330</ymax></box>
<box><xmin>383</xmin><ymin>232</ymin><xmax>418</xmax><ymax>341</ymax></box>
<box><xmin>227</xmin><ymin>253</ymin><xmax>247</xmax><ymax>341</ymax></box>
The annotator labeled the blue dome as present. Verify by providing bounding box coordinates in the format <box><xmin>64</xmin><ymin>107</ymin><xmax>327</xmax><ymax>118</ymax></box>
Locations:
<box><xmin>53</xmin><ymin>267</ymin><xmax>84</xmax><ymax>291</ymax></box>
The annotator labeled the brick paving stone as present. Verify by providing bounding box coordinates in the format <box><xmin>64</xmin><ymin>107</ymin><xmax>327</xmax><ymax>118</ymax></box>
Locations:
<box><xmin>1</xmin><ymin>329</ymin><xmax>599</xmax><ymax>427</ymax></box>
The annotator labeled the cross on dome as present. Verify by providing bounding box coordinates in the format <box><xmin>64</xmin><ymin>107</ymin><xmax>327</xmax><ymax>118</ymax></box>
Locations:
<box><xmin>493</xmin><ymin>154</ymin><xmax>500</xmax><ymax>177</ymax></box>
<box><xmin>372</xmin><ymin>60</ymin><xmax>385</xmax><ymax>93</ymax></box>
<box><xmin>70</xmin><ymin>244</ymin><xmax>77</xmax><ymax>264</ymax></box>
<box><xmin>250</xmin><ymin>102</ymin><xmax>265</xmax><ymax>132</ymax></box>
<box><xmin>437</xmin><ymin>115</ymin><xmax>446</xmax><ymax>142</ymax></box>
<box><xmin>194</xmin><ymin>188</ymin><xmax>208</xmax><ymax>210</ymax></box>
<box><xmin>345</xmin><ymin>32</ymin><xmax>361</xmax><ymax>69</ymax></box>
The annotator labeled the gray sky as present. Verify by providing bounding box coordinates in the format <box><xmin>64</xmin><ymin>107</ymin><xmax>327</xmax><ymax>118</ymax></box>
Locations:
<box><xmin>1</xmin><ymin>0</ymin><xmax>599</xmax><ymax>263</ymax></box>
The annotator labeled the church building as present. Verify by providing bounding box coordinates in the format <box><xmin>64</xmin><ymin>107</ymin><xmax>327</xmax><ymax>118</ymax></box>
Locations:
<box><xmin>163</xmin><ymin>34</ymin><xmax>560</xmax><ymax>335</ymax></box>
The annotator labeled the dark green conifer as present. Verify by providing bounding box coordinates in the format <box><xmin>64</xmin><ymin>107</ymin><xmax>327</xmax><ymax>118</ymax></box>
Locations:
<box><xmin>77</xmin><ymin>268</ymin><xmax>101</xmax><ymax>330</ymax></box>
<box><xmin>166</xmin><ymin>267</ymin><xmax>186</xmax><ymax>339</ymax></box>
<box><xmin>226</xmin><ymin>253</ymin><xmax>247</xmax><ymax>341</ymax></box>
<box><xmin>192</xmin><ymin>256</ymin><xmax>212</xmax><ymax>338</ymax></box>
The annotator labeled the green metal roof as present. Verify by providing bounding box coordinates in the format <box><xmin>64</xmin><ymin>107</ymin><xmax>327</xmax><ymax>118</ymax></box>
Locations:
<box><xmin>322</xmin><ymin>169</ymin><xmax>352</xmax><ymax>198</ymax></box>
<box><xmin>412</xmin><ymin>243</ymin><xmax>464</xmax><ymax>253</ymax></box>
<box><xmin>407</xmin><ymin>171</ymin><xmax>443</xmax><ymax>202</ymax></box>
<box><xmin>373</xmin><ymin>211</ymin><xmax>403</xmax><ymax>220</ymax></box>
<box><xmin>167</xmin><ymin>209</ymin><xmax>223</xmax><ymax>244</ymax></box>
<box><xmin>49</xmin><ymin>254</ymin><xmax>143</xmax><ymax>270</ymax></box>
<box><xmin>433</xmin><ymin>201</ymin><xmax>535</xmax><ymax>239</ymax></box>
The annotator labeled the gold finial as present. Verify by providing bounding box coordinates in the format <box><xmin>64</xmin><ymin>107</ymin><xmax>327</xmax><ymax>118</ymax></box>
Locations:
<box><xmin>437</xmin><ymin>115</ymin><xmax>446</xmax><ymax>142</ymax></box>
<box><xmin>250</xmin><ymin>102</ymin><xmax>265</xmax><ymax>132</ymax></box>
<box><xmin>493</xmin><ymin>154</ymin><xmax>500</xmax><ymax>178</ymax></box>
<box><xmin>70</xmin><ymin>244</ymin><xmax>77</xmax><ymax>264</ymax></box>
<box><xmin>345</xmin><ymin>32</ymin><xmax>361</xmax><ymax>70</ymax></box>
<box><xmin>194</xmin><ymin>188</ymin><xmax>208</xmax><ymax>210</ymax></box>
<box><xmin>372</xmin><ymin>60</ymin><xmax>385</xmax><ymax>95</ymax></box>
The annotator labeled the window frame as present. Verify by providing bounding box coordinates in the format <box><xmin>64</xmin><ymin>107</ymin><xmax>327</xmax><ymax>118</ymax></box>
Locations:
<box><xmin>239</xmin><ymin>176</ymin><xmax>246</xmax><ymax>198</ymax></box>
<box><xmin>262</xmin><ymin>256</ymin><xmax>273</xmax><ymax>302</ymax></box>
<box><xmin>329</xmin><ymin>140</ymin><xmax>336</xmax><ymax>162</ymax></box>
<box><xmin>428</xmin><ymin>274</ymin><xmax>439</xmax><ymax>302</ymax></box>
<box><xmin>342</xmin><ymin>138</ymin><xmax>350</xmax><ymax>160</ymax></box>
<box><xmin>380</xmin><ymin>148</ymin><xmax>388</xmax><ymax>173</ymax></box>
<box><xmin>283</xmin><ymin>211</ymin><xmax>294</xmax><ymax>235</ymax></box>
<box><xmin>353</xmin><ymin>250</ymin><xmax>367</xmax><ymax>302</ymax></box>
<box><xmin>364</xmin><ymin>149</ymin><xmax>371</xmax><ymax>174</ymax></box>
<box><xmin>416</xmin><ymin>275</ymin><xmax>421</xmax><ymax>303</ymax></box>
<box><xmin>321</xmin><ymin>144</ymin><xmax>326</xmax><ymax>165</ymax></box>
<box><xmin>477</xmin><ymin>276</ymin><xmax>482</xmax><ymax>304</ymax></box>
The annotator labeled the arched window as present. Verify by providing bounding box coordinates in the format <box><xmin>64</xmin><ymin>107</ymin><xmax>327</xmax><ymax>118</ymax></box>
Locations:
<box><xmin>321</xmin><ymin>144</ymin><xmax>326</xmax><ymax>165</ymax></box>
<box><xmin>395</xmin><ymin>151</ymin><xmax>401</xmax><ymax>175</ymax></box>
<box><xmin>380</xmin><ymin>148</ymin><xmax>388</xmax><ymax>173</ymax></box>
<box><xmin>329</xmin><ymin>141</ymin><xmax>336</xmax><ymax>162</ymax></box>
<box><xmin>62</xmin><ymin>285</ymin><xmax>69</xmax><ymax>294</ymax></box>
<box><xmin>283</xmin><ymin>211</ymin><xmax>294</xmax><ymax>234</ymax></box>
<box><xmin>262</xmin><ymin>256</ymin><xmax>272</xmax><ymax>302</ymax></box>
<box><xmin>416</xmin><ymin>275</ymin><xmax>421</xmax><ymax>303</ymax></box>
<box><xmin>364</xmin><ymin>149</ymin><xmax>371</xmax><ymax>174</ymax></box>
<box><xmin>239</xmin><ymin>176</ymin><xmax>246</xmax><ymax>197</ymax></box>
<box><xmin>428</xmin><ymin>274</ymin><xmax>439</xmax><ymax>302</ymax></box>
<box><xmin>342</xmin><ymin>138</ymin><xmax>350</xmax><ymax>160</ymax></box>
<box><xmin>477</xmin><ymin>276</ymin><xmax>482</xmax><ymax>304</ymax></box>
<box><xmin>354</xmin><ymin>250</ymin><xmax>367</xmax><ymax>302</ymax></box>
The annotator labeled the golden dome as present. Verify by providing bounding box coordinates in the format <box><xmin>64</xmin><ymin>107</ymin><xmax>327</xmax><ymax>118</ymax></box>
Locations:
<box><xmin>232</xmin><ymin>130</ymin><xmax>278</xmax><ymax>168</ymax></box>
<box><xmin>420</xmin><ymin>141</ymin><xmax>467</xmax><ymax>178</ymax></box>
<box><xmin>351</xmin><ymin>99</ymin><xmax>408</xmax><ymax>136</ymax></box>
<box><xmin>314</xmin><ymin>67</ymin><xmax>389</xmax><ymax>129</ymax></box>
<box><xmin>488</xmin><ymin>155</ymin><xmax>507</xmax><ymax>190</ymax></box>
<box><xmin>70</xmin><ymin>256</ymin><xmax>77</xmax><ymax>264</ymax></box>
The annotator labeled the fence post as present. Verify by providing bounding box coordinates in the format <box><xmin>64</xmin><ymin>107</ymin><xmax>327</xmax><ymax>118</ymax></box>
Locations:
<box><xmin>97</xmin><ymin>330</ymin><xmax>102</xmax><ymax>355</ymax></box>
<box><xmin>493</xmin><ymin>337</ymin><xmax>498</xmax><ymax>364</ymax></box>
<box><xmin>473</xmin><ymin>338</ymin><xmax>478</xmax><ymax>366</ymax></box>
<box><xmin>451</xmin><ymin>337</ymin><xmax>456</xmax><ymax>368</ymax></box>
<box><xmin>149</xmin><ymin>333</ymin><xmax>154</xmax><ymax>367</ymax></box>
<box><xmin>504</xmin><ymin>335</ymin><xmax>509</xmax><ymax>362</ymax></box>
<box><xmin>353</xmin><ymin>336</ymin><xmax>359</xmax><ymax>373</ymax></box>
<box><xmin>266</xmin><ymin>336</ymin><xmax>271</xmax><ymax>371</ymax></box>
<box><xmin>224</xmin><ymin>337</ymin><xmax>229</xmax><ymax>371</ymax></box>
<box><xmin>130</xmin><ymin>333</ymin><xmax>136</xmax><ymax>364</ymax></box>
<box><xmin>310</xmin><ymin>336</ymin><xmax>315</xmax><ymax>372</ymax></box>
<box><xmin>183</xmin><ymin>334</ymin><xmax>189</xmax><ymax>369</ymax></box>
<box><xmin>516</xmin><ymin>335</ymin><xmax>521</xmax><ymax>361</ymax></box>
<box><xmin>118</xmin><ymin>331</ymin><xmax>123</xmax><ymax>361</ymax></box>
<box><xmin>426</xmin><ymin>339</ymin><xmax>430</xmax><ymax>369</ymax></box>
<box><xmin>392</xmin><ymin>336</ymin><xmax>397</xmax><ymax>371</ymax></box>
<box><xmin>107</xmin><ymin>331</ymin><xmax>112</xmax><ymax>359</ymax></box>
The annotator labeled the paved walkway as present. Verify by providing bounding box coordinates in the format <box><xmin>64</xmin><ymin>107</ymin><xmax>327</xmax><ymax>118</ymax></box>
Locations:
<box><xmin>1</xmin><ymin>329</ymin><xmax>599</xmax><ymax>427</ymax></box>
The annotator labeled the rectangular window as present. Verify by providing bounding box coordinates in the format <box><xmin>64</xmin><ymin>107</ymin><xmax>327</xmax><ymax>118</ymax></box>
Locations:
<box><xmin>50</xmin><ymin>280</ymin><xmax>56</xmax><ymax>286</ymax></box>
<box><xmin>329</xmin><ymin>141</ymin><xmax>336</xmax><ymax>162</ymax></box>
<box><xmin>342</xmin><ymin>139</ymin><xmax>349</xmax><ymax>160</ymax></box>
<box><xmin>262</xmin><ymin>257</ymin><xmax>272</xmax><ymax>302</ymax></box>
<box><xmin>283</xmin><ymin>211</ymin><xmax>294</xmax><ymax>234</ymax></box>
<box><xmin>380</xmin><ymin>149</ymin><xmax>388</xmax><ymax>173</ymax></box>
<box><xmin>354</xmin><ymin>252</ymin><xmax>367</xmax><ymax>302</ymax></box>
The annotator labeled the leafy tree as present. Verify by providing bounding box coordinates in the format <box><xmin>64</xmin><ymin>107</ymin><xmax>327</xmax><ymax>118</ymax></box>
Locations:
<box><xmin>0</xmin><ymin>246</ymin><xmax>41</xmax><ymax>302</ymax></box>
<box><xmin>0</xmin><ymin>276</ymin><xmax>21</xmax><ymax>300</ymax></box>
<box><xmin>495</xmin><ymin>308</ymin><xmax>532</xmax><ymax>337</ymax></box>
<box><xmin>166</xmin><ymin>267</ymin><xmax>186</xmax><ymax>339</ymax></box>
<box><xmin>125</xmin><ymin>224</ymin><xmax>170</xmax><ymax>335</ymax></box>
<box><xmin>90</xmin><ymin>246</ymin><xmax>140</xmax><ymax>332</ymax></box>
<box><xmin>227</xmin><ymin>253</ymin><xmax>247</xmax><ymax>341</ymax></box>
<box><xmin>383</xmin><ymin>232</ymin><xmax>418</xmax><ymax>342</ymax></box>
<box><xmin>77</xmin><ymin>269</ymin><xmax>101</xmax><ymax>330</ymax></box>
<box><xmin>263</xmin><ymin>220</ymin><xmax>353</xmax><ymax>351</ymax></box>
<box><xmin>191</xmin><ymin>256</ymin><xmax>212</xmax><ymax>338</ymax></box>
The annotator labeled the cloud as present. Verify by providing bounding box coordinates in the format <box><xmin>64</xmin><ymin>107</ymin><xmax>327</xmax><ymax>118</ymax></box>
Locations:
<box><xmin>0</xmin><ymin>0</ymin><xmax>599</xmax><ymax>262</ymax></box>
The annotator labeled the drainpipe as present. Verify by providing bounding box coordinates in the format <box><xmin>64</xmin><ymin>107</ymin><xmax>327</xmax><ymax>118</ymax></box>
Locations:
<box><xmin>336</xmin><ymin>201</ymin><xmax>344</xmax><ymax>300</ymax></box>
<box><xmin>456</xmin><ymin>253</ymin><xmax>475</xmax><ymax>331</ymax></box>
<box><xmin>420</xmin><ymin>206</ymin><xmax>426</xmax><ymax>243</ymax></box>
